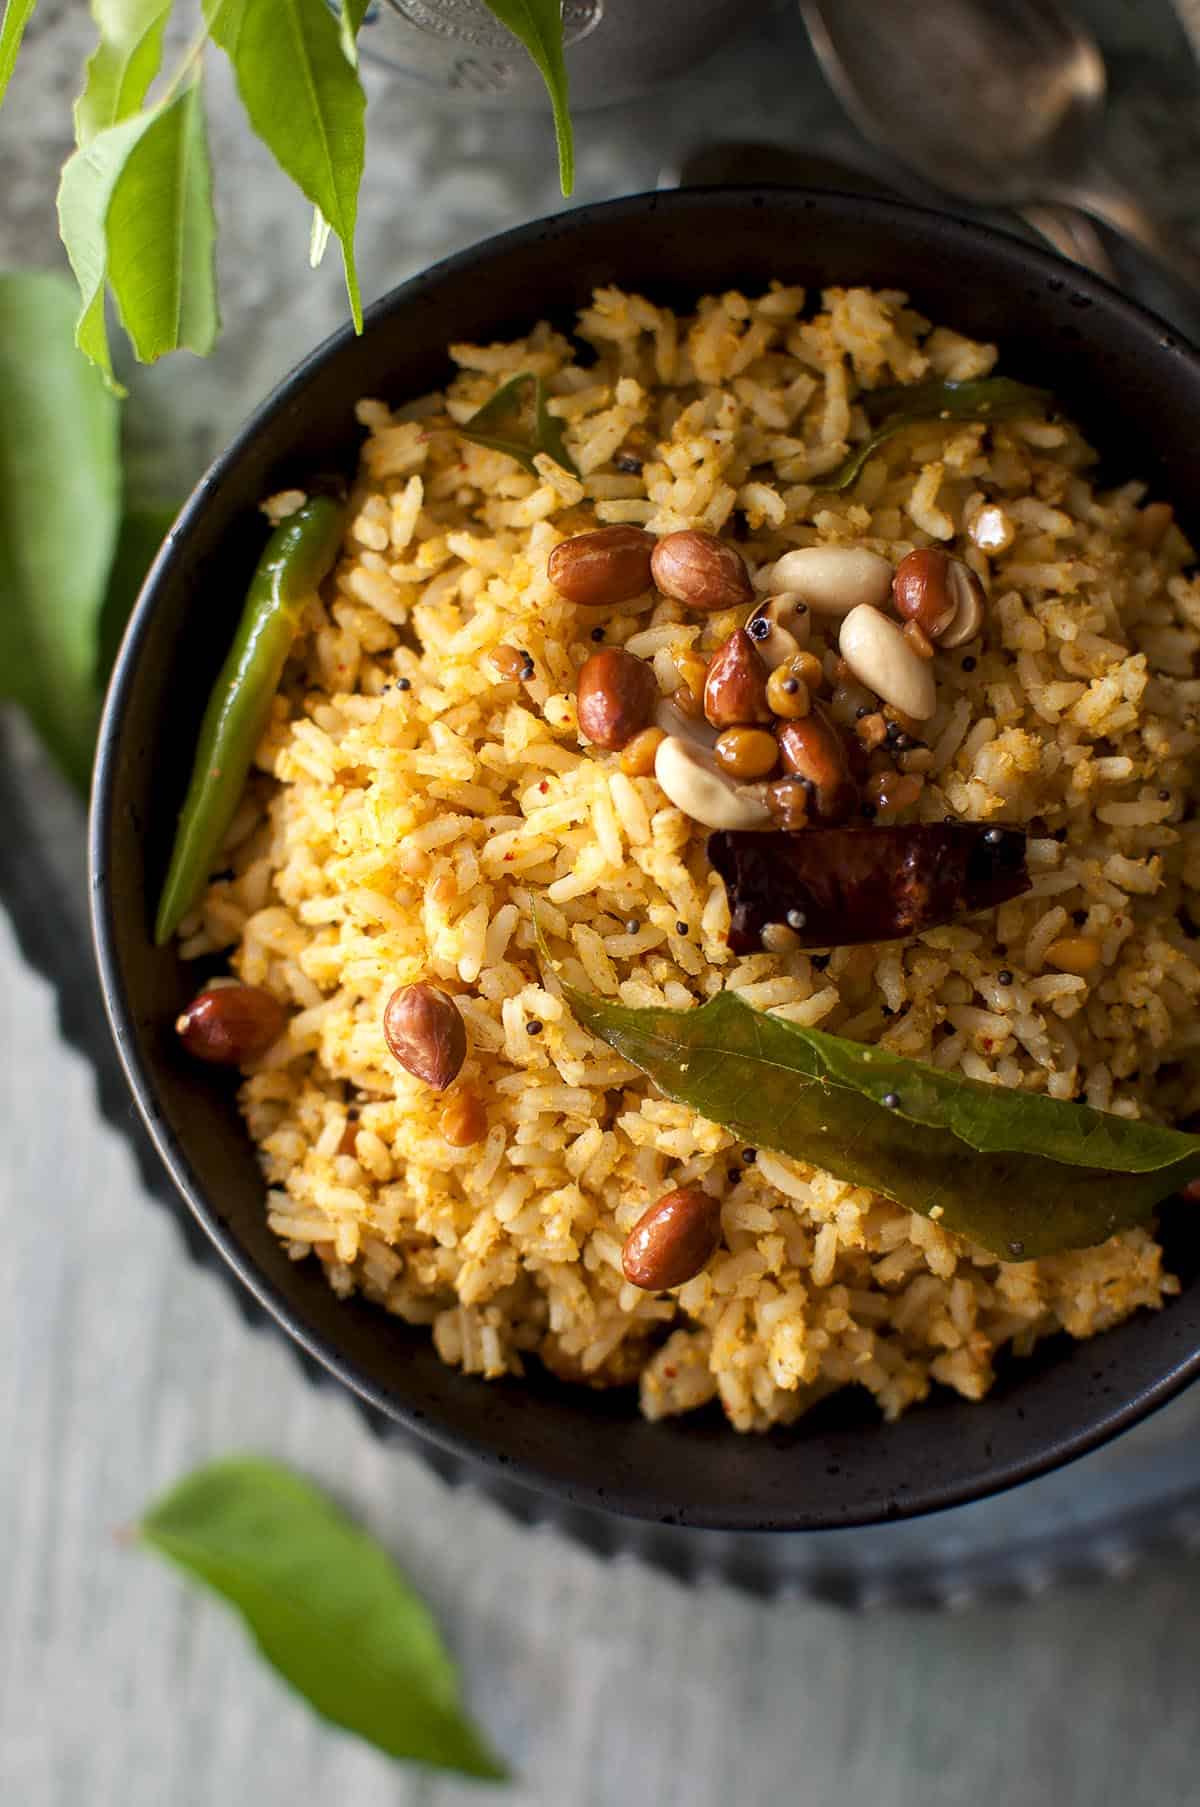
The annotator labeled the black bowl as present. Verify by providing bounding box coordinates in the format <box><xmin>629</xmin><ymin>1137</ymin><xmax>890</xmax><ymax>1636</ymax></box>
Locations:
<box><xmin>91</xmin><ymin>188</ymin><xmax>1200</xmax><ymax>1532</ymax></box>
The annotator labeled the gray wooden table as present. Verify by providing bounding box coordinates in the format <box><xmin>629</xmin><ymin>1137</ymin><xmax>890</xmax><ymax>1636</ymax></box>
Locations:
<box><xmin>5</xmin><ymin>4</ymin><xmax>1200</xmax><ymax>1802</ymax></box>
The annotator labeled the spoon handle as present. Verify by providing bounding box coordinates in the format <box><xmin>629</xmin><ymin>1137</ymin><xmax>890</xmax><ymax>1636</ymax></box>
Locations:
<box><xmin>1064</xmin><ymin>176</ymin><xmax>1200</xmax><ymax>300</ymax></box>
<box><xmin>1017</xmin><ymin>204</ymin><xmax>1117</xmax><ymax>284</ymax></box>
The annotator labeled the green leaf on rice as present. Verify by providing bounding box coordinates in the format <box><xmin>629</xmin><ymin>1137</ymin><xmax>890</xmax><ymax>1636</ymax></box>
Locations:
<box><xmin>0</xmin><ymin>0</ymin><xmax>39</xmax><ymax>114</ymax></box>
<box><xmin>481</xmin><ymin>0</ymin><xmax>574</xmax><ymax>196</ymax></box>
<box><xmin>57</xmin><ymin>78</ymin><xmax>219</xmax><ymax>384</ymax></box>
<box><xmin>139</xmin><ymin>1456</ymin><xmax>507</xmax><ymax>1779</ymax></box>
<box><xmin>824</xmin><ymin>375</ymin><xmax>1054</xmax><ymax>492</ymax></box>
<box><xmin>459</xmin><ymin>370</ymin><xmax>580</xmax><ymax>479</ymax></box>
<box><xmin>73</xmin><ymin>0</ymin><xmax>175</xmax><ymax>145</ymax></box>
<box><xmin>544</xmin><ymin>965</ymin><xmax>1200</xmax><ymax>1260</ymax></box>
<box><xmin>207</xmin><ymin>0</ymin><xmax>366</xmax><ymax>332</ymax></box>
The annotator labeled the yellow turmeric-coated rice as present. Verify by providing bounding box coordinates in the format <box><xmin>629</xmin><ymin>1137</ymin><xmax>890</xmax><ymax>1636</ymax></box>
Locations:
<box><xmin>178</xmin><ymin>283</ymin><xmax>1200</xmax><ymax>1431</ymax></box>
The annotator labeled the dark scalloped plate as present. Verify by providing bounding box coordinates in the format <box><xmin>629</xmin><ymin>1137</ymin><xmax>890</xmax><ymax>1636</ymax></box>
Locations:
<box><xmin>89</xmin><ymin>190</ymin><xmax>1200</xmax><ymax>1557</ymax></box>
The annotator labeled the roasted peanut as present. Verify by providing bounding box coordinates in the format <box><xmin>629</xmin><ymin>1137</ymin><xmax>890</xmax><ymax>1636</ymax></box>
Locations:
<box><xmin>839</xmin><ymin>604</ymin><xmax>936</xmax><ymax>721</ymax></box>
<box><xmin>653</xmin><ymin>735</ymin><xmax>773</xmax><ymax>829</ymax></box>
<box><xmin>776</xmin><ymin>701</ymin><xmax>859</xmax><ymax>824</ymax></box>
<box><xmin>383</xmin><ymin>982</ymin><xmax>467</xmax><ymax>1090</ymax></box>
<box><xmin>622</xmin><ymin>1186</ymin><xmax>723</xmax><ymax>1291</ymax></box>
<box><xmin>714</xmin><ymin>726</ymin><xmax>779</xmax><ymax>780</ymax></box>
<box><xmin>547</xmin><ymin>525</ymin><xmax>656</xmax><ymax>608</ymax></box>
<box><xmin>765</xmin><ymin>662</ymin><xmax>811</xmax><ymax>719</ymax></box>
<box><xmin>893</xmin><ymin>548</ymin><xmax>985</xmax><ymax>648</ymax></box>
<box><xmin>619</xmin><ymin>725</ymin><xmax>666</xmax><ymax>777</ymax></box>
<box><xmin>576</xmin><ymin>647</ymin><xmax>659</xmax><ymax>750</ymax></box>
<box><xmin>768</xmin><ymin>545</ymin><xmax>893</xmax><ymax>615</ymax></box>
<box><xmin>703</xmin><ymin>628</ymin><xmax>772</xmax><ymax>728</ymax></box>
<box><xmin>892</xmin><ymin>549</ymin><xmax>958</xmax><ymax>638</ymax></box>
<box><xmin>175</xmin><ymin>984</ymin><xmax>286</xmax><ymax>1065</ymax></box>
<box><xmin>440</xmin><ymin>1089</ymin><xmax>488</xmax><ymax>1146</ymax></box>
<box><xmin>650</xmin><ymin>529</ymin><xmax>754</xmax><ymax>613</ymax></box>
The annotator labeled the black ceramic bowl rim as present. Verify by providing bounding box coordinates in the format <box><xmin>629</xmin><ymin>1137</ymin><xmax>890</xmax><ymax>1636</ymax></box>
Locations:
<box><xmin>91</xmin><ymin>188</ymin><xmax>1200</xmax><ymax>1533</ymax></box>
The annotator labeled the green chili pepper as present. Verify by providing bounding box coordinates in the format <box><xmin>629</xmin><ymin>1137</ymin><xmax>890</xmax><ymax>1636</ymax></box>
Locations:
<box><xmin>154</xmin><ymin>496</ymin><xmax>345</xmax><ymax>946</ymax></box>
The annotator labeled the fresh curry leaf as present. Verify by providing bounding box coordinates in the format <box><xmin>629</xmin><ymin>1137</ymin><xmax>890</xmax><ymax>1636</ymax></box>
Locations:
<box><xmin>74</xmin><ymin>0</ymin><xmax>174</xmax><ymax>145</ymax></box>
<box><xmin>58</xmin><ymin>79</ymin><xmax>219</xmax><ymax>383</ymax></box>
<box><xmin>107</xmin><ymin>81</ymin><xmax>218</xmax><ymax>358</ymax></box>
<box><xmin>459</xmin><ymin>370</ymin><xmax>579</xmax><ymax>478</ymax></box>
<box><xmin>139</xmin><ymin>1457</ymin><xmax>507</xmax><ymax>1779</ymax></box>
<box><xmin>207</xmin><ymin>0</ymin><xmax>365</xmax><ymax>332</ymax></box>
<box><xmin>551</xmin><ymin>978</ymin><xmax>1200</xmax><ymax>1259</ymax></box>
<box><xmin>339</xmin><ymin>0</ymin><xmax>372</xmax><ymax>64</ymax></box>
<box><xmin>860</xmin><ymin>375</ymin><xmax>1055</xmax><ymax>427</ymax></box>
<box><xmin>0</xmin><ymin>0</ymin><xmax>39</xmax><ymax>113</ymax></box>
<box><xmin>482</xmin><ymin>0</ymin><xmax>573</xmax><ymax>196</ymax></box>
<box><xmin>0</xmin><ymin>271</ymin><xmax>121</xmax><ymax>790</ymax></box>
<box><xmin>823</xmin><ymin>376</ymin><xmax>1053</xmax><ymax>492</ymax></box>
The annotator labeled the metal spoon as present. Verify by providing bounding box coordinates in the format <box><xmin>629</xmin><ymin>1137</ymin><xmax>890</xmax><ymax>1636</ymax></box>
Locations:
<box><xmin>659</xmin><ymin>138</ymin><xmax>1115</xmax><ymax>282</ymax></box>
<box><xmin>802</xmin><ymin>0</ymin><xmax>1200</xmax><ymax>293</ymax></box>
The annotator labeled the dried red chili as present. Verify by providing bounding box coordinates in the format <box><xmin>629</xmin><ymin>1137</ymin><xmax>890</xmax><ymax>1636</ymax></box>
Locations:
<box><xmin>708</xmin><ymin>822</ymin><xmax>1030</xmax><ymax>954</ymax></box>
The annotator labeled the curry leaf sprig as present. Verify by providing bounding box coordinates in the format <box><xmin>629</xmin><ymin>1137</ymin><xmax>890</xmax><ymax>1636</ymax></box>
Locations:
<box><xmin>0</xmin><ymin>0</ymin><xmax>40</xmax><ymax>110</ymax></box>
<box><xmin>0</xmin><ymin>269</ymin><xmax>174</xmax><ymax>789</ymax></box>
<box><xmin>3</xmin><ymin>0</ymin><xmax>575</xmax><ymax>386</ymax></box>
<box><xmin>824</xmin><ymin>376</ymin><xmax>1054</xmax><ymax>492</ymax></box>
<box><xmin>484</xmin><ymin>0</ymin><xmax>574</xmax><ymax>196</ymax></box>
<box><xmin>138</xmin><ymin>1456</ymin><xmax>507</xmax><ymax>1778</ymax></box>
<box><xmin>459</xmin><ymin>369</ymin><xmax>580</xmax><ymax>478</ymax></box>
<box><xmin>549</xmin><ymin>972</ymin><xmax>1200</xmax><ymax>1260</ymax></box>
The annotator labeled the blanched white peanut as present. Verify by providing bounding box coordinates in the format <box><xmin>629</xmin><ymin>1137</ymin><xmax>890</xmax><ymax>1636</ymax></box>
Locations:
<box><xmin>745</xmin><ymin>592</ymin><xmax>811</xmax><ymax>670</ymax></box>
<box><xmin>839</xmin><ymin>604</ymin><xmax>937</xmax><ymax>721</ymax></box>
<box><xmin>767</xmin><ymin>546</ymin><xmax>893</xmax><ymax>616</ymax></box>
<box><xmin>938</xmin><ymin>562</ymin><xmax>986</xmax><ymax>646</ymax></box>
<box><xmin>653</xmin><ymin>735</ymin><xmax>773</xmax><ymax>829</ymax></box>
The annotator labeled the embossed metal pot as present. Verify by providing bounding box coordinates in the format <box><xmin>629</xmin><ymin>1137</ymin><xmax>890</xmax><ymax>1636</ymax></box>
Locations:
<box><xmin>357</xmin><ymin>0</ymin><xmax>766</xmax><ymax>107</ymax></box>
